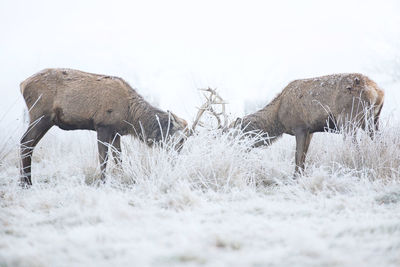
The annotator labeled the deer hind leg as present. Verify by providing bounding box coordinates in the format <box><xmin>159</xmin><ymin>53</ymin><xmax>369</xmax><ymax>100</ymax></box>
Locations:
<box><xmin>370</xmin><ymin>104</ymin><xmax>383</xmax><ymax>139</ymax></box>
<box><xmin>110</xmin><ymin>134</ymin><xmax>122</xmax><ymax>166</ymax></box>
<box><xmin>374</xmin><ymin>105</ymin><xmax>383</xmax><ymax>131</ymax></box>
<box><xmin>96</xmin><ymin>127</ymin><xmax>113</xmax><ymax>183</ymax></box>
<box><xmin>20</xmin><ymin>116</ymin><xmax>53</xmax><ymax>187</ymax></box>
<box><xmin>294</xmin><ymin>129</ymin><xmax>312</xmax><ymax>176</ymax></box>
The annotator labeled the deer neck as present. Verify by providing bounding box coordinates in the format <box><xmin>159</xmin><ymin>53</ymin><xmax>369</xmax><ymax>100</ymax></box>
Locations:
<box><xmin>242</xmin><ymin>100</ymin><xmax>284</xmax><ymax>143</ymax></box>
<box><xmin>126</xmin><ymin>94</ymin><xmax>168</xmax><ymax>142</ymax></box>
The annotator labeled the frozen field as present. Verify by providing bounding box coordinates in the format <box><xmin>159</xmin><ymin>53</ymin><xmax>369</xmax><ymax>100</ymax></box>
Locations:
<box><xmin>1</xmin><ymin>0</ymin><xmax>400</xmax><ymax>266</ymax></box>
<box><xmin>1</xmin><ymin>119</ymin><xmax>400</xmax><ymax>267</ymax></box>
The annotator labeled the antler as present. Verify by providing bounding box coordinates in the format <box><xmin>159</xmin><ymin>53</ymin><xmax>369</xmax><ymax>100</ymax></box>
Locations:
<box><xmin>190</xmin><ymin>87</ymin><xmax>228</xmax><ymax>134</ymax></box>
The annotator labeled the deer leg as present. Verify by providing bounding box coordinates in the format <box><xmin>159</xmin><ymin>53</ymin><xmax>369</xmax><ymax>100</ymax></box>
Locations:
<box><xmin>369</xmin><ymin>105</ymin><xmax>383</xmax><ymax>139</ymax></box>
<box><xmin>302</xmin><ymin>133</ymin><xmax>313</xmax><ymax>164</ymax></box>
<box><xmin>294</xmin><ymin>129</ymin><xmax>310</xmax><ymax>176</ymax></box>
<box><xmin>361</xmin><ymin>109</ymin><xmax>375</xmax><ymax>140</ymax></box>
<box><xmin>111</xmin><ymin>134</ymin><xmax>122</xmax><ymax>165</ymax></box>
<box><xmin>97</xmin><ymin>127</ymin><xmax>112</xmax><ymax>182</ymax></box>
<box><xmin>20</xmin><ymin>116</ymin><xmax>53</xmax><ymax>187</ymax></box>
<box><xmin>374</xmin><ymin>106</ymin><xmax>382</xmax><ymax>132</ymax></box>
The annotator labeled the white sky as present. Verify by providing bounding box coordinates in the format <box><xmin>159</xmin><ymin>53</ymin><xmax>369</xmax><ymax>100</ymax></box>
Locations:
<box><xmin>0</xmin><ymin>0</ymin><xmax>399</xmax><ymax>126</ymax></box>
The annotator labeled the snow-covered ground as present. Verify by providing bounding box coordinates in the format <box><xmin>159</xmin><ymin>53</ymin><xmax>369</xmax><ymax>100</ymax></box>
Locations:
<box><xmin>1</xmin><ymin>118</ymin><xmax>400</xmax><ymax>267</ymax></box>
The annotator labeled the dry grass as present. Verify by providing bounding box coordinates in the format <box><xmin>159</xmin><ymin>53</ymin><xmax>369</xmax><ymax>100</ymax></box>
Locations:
<box><xmin>1</xmin><ymin>115</ymin><xmax>400</xmax><ymax>266</ymax></box>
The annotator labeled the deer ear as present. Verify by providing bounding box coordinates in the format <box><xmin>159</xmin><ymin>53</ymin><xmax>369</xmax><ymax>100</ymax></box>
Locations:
<box><xmin>232</xmin><ymin>117</ymin><xmax>241</xmax><ymax>127</ymax></box>
<box><xmin>169</xmin><ymin>111</ymin><xmax>187</xmax><ymax>128</ymax></box>
<box><xmin>235</xmin><ymin>118</ymin><xmax>241</xmax><ymax>126</ymax></box>
<box><xmin>170</xmin><ymin>112</ymin><xmax>178</xmax><ymax>123</ymax></box>
<box><xmin>354</xmin><ymin>77</ymin><xmax>360</xmax><ymax>85</ymax></box>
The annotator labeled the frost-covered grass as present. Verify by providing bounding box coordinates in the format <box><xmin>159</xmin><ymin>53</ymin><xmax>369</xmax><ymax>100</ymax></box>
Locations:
<box><xmin>1</xmin><ymin>119</ymin><xmax>400</xmax><ymax>267</ymax></box>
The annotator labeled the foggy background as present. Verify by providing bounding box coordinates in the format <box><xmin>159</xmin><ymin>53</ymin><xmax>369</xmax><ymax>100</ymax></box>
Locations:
<box><xmin>1</xmin><ymin>0</ymin><xmax>399</xmax><ymax>129</ymax></box>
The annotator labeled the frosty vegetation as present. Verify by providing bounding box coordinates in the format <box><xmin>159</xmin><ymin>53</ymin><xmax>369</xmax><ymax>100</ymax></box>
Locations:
<box><xmin>1</xmin><ymin>106</ymin><xmax>400</xmax><ymax>266</ymax></box>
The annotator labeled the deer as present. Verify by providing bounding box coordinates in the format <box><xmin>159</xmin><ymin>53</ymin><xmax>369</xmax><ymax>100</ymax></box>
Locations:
<box><xmin>20</xmin><ymin>68</ymin><xmax>188</xmax><ymax>187</ymax></box>
<box><xmin>231</xmin><ymin>73</ymin><xmax>384</xmax><ymax>175</ymax></box>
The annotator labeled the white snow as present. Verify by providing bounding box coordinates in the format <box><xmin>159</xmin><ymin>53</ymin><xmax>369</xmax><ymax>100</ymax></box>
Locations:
<box><xmin>1</xmin><ymin>120</ymin><xmax>400</xmax><ymax>267</ymax></box>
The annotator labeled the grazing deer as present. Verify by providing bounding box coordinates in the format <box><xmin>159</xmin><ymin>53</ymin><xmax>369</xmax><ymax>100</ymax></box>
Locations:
<box><xmin>20</xmin><ymin>68</ymin><xmax>187</xmax><ymax>186</ymax></box>
<box><xmin>232</xmin><ymin>73</ymin><xmax>384</xmax><ymax>175</ymax></box>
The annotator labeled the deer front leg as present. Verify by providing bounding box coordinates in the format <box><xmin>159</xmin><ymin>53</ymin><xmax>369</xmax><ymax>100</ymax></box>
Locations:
<box><xmin>97</xmin><ymin>127</ymin><xmax>112</xmax><ymax>182</ymax></box>
<box><xmin>111</xmin><ymin>134</ymin><xmax>122</xmax><ymax>166</ymax></box>
<box><xmin>302</xmin><ymin>133</ymin><xmax>313</xmax><ymax>164</ymax></box>
<box><xmin>294</xmin><ymin>129</ymin><xmax>312</xmax><ymax>176</ymax></box>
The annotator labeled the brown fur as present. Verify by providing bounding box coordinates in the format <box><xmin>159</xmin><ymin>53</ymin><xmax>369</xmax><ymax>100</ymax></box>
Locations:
<box><xmin>20</xmin><ymin>68</ymin><xmax>187</xmax><ymax>186</ymax></box>
<box><xmin>235</xmin><ymin>73</ymin><xmax>384</xmax><ymax>175</ymax></box>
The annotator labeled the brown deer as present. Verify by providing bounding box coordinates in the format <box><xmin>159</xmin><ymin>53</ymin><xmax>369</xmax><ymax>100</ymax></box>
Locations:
<box><xmin>232</xmin><ymin>73</ymin><xmax>384</xmax><ymax>175</ymax></box>
<box><xmin>20</xmin><ymin>68</ymin><xmax>187</xmax><ymax>187</ymax></box>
